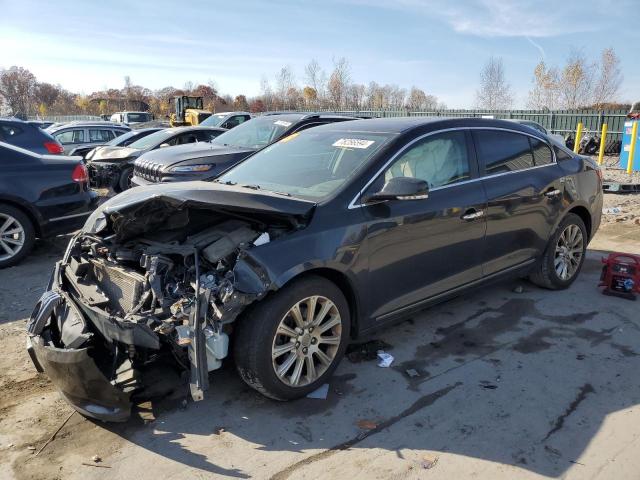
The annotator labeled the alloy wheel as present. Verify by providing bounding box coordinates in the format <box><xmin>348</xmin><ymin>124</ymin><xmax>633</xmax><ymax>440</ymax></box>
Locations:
<box><xmin>0</xmin><ymin>213</ymin><xmax>25</xmax><ymax>262</ymax></box>
<box><xmin>271</xmin><ymin>295</ymin><xmax>342</xmax><ymax>387</ymax></box>
<box><xmin>554</xmin><ymin>224</ymin><xmax>584</xmax><ymax>281</ymax></box>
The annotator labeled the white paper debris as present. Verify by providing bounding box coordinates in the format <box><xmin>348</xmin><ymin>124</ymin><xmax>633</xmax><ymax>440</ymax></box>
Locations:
<box><xmin>332</xmin><ymin>138</ymin><xmax>375</xmax><ymax>149</ymax></box>
<box><xmin>306</xmin><ymin>383</ymin><xmax>329</xmax><ymax>399</ymax></box>
<box><xmin>253</xmin><ymin>232</ymin><xmax>270</xmax><ymax>246</ymax></box>
<box><xmin>603</xmin><ymin>207</ymin><xmax>622</xmax><ymax>215</ymax></box>
<box><xmin>377</xmin><ymin>350</ymin><xmax>394</xmax><ymax>367</ymax></box>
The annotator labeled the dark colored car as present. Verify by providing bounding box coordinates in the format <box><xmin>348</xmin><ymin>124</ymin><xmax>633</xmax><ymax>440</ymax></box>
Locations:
<box><xmin>68</xmin><ymin>127</ymin><xmax>163</xmax><ymax>159</ymax></box>
<box><xmin>131</xmin><ymin>113</ymin><xmax>357</xmax><ymax>186</ymax></box>
<box><xmin>0</xmin><ymin>118</ymin><xmax>64</xmax><ymax>154</ymax></box>
<box><xmin>46</xmin><ymin>122</ymin><xmax>131</xmax><ymax>155</ymax></box>
<box><xmin>0</xmin><ymin>142</ymin><xmax>97</xmax><ymax>267</ymax></box>
<box><xmin>87</xmin><ymin>126</ymin><xmax>227</xmax><ymax>192</ymax></box>
<box><xmin>26</xmin><ymin>117</ymin><xmax>602</xmax><ymax>421</ymax></box>
<box><xmin>200</xmin><ymin>111</ymin><xmax>252</xmax><ymax>129</ymax></box>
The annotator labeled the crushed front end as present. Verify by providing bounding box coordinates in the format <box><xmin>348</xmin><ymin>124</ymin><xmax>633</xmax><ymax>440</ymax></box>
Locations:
<box><xmin>26</xmin><ymin>185</ymin><xmax>313</xmax><ymax>421</ymax></box>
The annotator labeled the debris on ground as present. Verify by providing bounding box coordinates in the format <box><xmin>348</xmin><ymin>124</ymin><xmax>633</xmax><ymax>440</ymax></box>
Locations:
<box><xmin>306</xmin><ymin>383</ymin><xmax>329</xmax><ymax>399</ymax></box>
<box><xmin>213</xmin><ymin>426</ymin><xmax>226</xmax><ymax>435</ymax></box>
<box><xmin>27</xmin><ymin>446</ymin><xmax>36</xmax><ymax>451</ymax></box>
<box><xmin>603</xmin><ymin>207</ymin><xmax>622</xmax><ymax>215</ymax></box>
<box><xmin>421</xmin><ymin>455</ymin><xmax>439</xmax><ymax>469</ymax></box>
<box><xmin>81</xmin><ymin>463</ymin><xmax>112</xmax><ymax>468</ymax></box>
<box><xmin>376</xmin><ymin>351</ymin><xmax>394</xmax><ymax>367</ymax></box>
<box><xmin>346</xmin><ymin>339</ymin><xmax>392</xmax><ymax>363</ymax></box>
<box><xmin>513</xmin><ymin>285</ymin><xmax>524</xmax><ymax>293</ymax></box>
<box><xmin>405</xmin><ymin>368</ymin><xmax>420</xmax><ymax>378</ymax></box>
<box><xmin>479</xmin><ymin>381</ymin><xmax>498</xmax><ymax>389</ymax></box>
<box><xmin>356</xmin><ymin>419</ymin><xmax>378</xmax><ymax>430</ymax></box>
<box><xmin>92</xmin><ymin>455</ymin><xmax>102</xmax><ymax>463</ymax></box>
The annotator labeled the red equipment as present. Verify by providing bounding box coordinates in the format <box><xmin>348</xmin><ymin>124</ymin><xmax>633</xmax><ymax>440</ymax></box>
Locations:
<box><xmin>599</xmin><ymin>253</ymin><xmax>640</xmax><ymax>300</ymax></box>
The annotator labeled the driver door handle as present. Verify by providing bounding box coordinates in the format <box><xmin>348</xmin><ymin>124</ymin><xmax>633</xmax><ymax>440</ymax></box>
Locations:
<box><xmin>461</xmin><ymin>209</ymin><xmax>485</xmax><ymax>221</ymax></box>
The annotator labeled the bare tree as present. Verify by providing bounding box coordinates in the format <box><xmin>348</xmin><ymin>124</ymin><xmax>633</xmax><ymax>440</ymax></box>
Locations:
<box><xmin>558</xmin><ymin>50</ymin><xmax>595</xmax><ymax>109</ymax></box>
<box><xmin>327</xmin><ymin>57</ymin><xmax>351</xmax><ymax>109</ymax></box>
<box><xmin>592</xmin><ymin>47</ymin><xmax>622</xmax><ymax>107</ymax></box>
<box><xmin>407</xmin><ymin>87</ymin><xmax>440</xmax><ymax>111</ymax></box>
<box><xmin>304</xmin><ymin>59</ymin><xmax>326</xmax><ymax>107</ymax></box>
<box><xmin>475</xmin><ymin>57</ymin><xmax>513</xmax><ymax>109</ymax></box>
<box><xmin>0</xmin><ymin>66</ymin><xmax>37</xmax><ymax>118</ymax></box>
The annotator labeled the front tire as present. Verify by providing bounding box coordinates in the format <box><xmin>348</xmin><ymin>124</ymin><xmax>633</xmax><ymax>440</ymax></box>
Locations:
<box><xmin>530</xmin><ymin>213</ymin><xmax>587</xmax><ymax>290</ymax></box>
<box><xmin>0</xmin><ymin>204</ymin><xmax>35</xmax><ymax>268</ymax></box>
<box><xmin>115</xmin><ymin>167</ymin><xmax>134</xmax><ymax>193</ymax></box>
<box><xmin>233</xmin><ymin>275</ymin><xmax>350</xmax><ymax>400</ymax></box>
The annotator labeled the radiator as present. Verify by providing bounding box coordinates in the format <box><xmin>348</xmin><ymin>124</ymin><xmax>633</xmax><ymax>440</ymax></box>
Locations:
<box><xmin>90</xmin><ymin>259</ymin><xmax>145</xmax><ymax>314</ymax></box>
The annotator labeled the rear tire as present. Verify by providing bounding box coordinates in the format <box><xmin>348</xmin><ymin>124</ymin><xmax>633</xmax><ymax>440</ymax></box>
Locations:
<box><xmin>529</xmin><ymin>213</ymin><xmax>587</xmax><ymax>290</ymax></box>
<box><xmin>116</xmin><ymin>167</ymin><xmax>134</xmax><ymax>192</ymax></box>
<box><xmin>0</xmin><ymin>204</ymin><xmax>35</xmax><ymax>268</ymax></box>
<box><xmin>233</xmin><ymin>275</ymin><xmax>350</xmax><ymax>400</ymax></box>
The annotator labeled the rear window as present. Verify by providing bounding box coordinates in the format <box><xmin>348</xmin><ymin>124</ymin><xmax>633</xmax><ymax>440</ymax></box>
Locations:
<box><xmin>1</xmin><ymin>124</ymin><xmax>23</xmax><ymax>138</ymax></box>
<box><xmin>474</xmin><ymin>130</ymin><xmax>534</xmax><ymax>174</ymax></box>
<box><xmin>54</xmin><ymin>129</ymin><xmax>84</xmax><ymax>144</ymax></box>
<box><xmin>530</xmin><ymin>138</ymin><xmax>553</xmax><ymax>166</ymax></box>
<box><xmin>89</xmin><ymin>129</ymin><xmax>114</xmax><ymax>142</ymax></box>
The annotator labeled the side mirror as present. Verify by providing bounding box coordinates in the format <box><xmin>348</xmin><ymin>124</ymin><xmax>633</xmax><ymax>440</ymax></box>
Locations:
<box><xmin>364</xmin><ymin>177</ymin><xmax>429</xmax><ymax>203</ymax></box>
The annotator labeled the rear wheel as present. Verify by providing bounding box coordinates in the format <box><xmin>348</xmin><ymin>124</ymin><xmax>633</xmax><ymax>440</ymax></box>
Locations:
<box><xmin>530</xmin><ymin>213</ymin><xmax>587</xmax><ymax>289</ymax></box>
<box><xmin>0</xmin><ymin>205</ymin><xmax>35</xmax><ymax>268</ymax></box>
<box><xmin>233</xmin><ymin>276</ymin><xmax>350</xmax><ymax>400</ymax></box>
<box><xmin>116</xmin><ymin>167</ymin><xmax>134</xmax><ymax>192</ymax></box>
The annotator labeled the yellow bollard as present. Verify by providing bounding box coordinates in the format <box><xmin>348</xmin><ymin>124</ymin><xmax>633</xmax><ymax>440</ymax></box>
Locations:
<box><xmin>573</xmin><ymin>122</ymin><xmax>583</xmax><ymax>154</ymax></box>
<box><xmin>597</xmin><ymin>123</ymin><xmax>607</xmax><ymax>166</ymax></box>
<box><xmin>627</xmin><ymin>121</ymin><xmax>638</xmax><ymax>175</ymax></box>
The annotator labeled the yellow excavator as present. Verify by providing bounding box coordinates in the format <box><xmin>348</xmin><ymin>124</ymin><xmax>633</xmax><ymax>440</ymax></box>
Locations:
<box><xmin>169</xmin><ymin>96</ymin><xmax>212</xmax><ymax>127</ymax></box>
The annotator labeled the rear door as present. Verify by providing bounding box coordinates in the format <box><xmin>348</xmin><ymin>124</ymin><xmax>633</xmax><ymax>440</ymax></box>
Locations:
<box><xmin>473</xmin><ymin>129</ymin><xmax>564</xmax><ymax>276</ymax></box>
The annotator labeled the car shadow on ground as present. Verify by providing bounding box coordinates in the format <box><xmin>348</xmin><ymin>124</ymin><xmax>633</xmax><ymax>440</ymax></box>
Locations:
<box><xmin>90</xmin><ymin>251</ymin><xmax>640</xmax><ymax>479</ymax></box>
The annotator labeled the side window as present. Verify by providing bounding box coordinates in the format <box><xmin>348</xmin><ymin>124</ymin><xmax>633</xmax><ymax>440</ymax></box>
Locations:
<box><xmin>198</xmin><ymin>130</ymin><xmax>222</xmax><ymax>142</ymax></box>
<box><xmin>113</xmin><ymin>130</ymin><xmax>126</xmax><ymax>138</ymax></box>
<box><xmin>1</xmin><ymin>125</ymin><xmax>23</xmax><ymax>138</ymax></box>
<box><xmin>55</xmin><ymin>129</ymin><xmax>84</xmax><ymax>144</ymax></box>
<box><xmin>175</xmin><ymin>133</ymin><xmax>198</xmax><ymax>145</ymax></box>
<box><xmin>474</xmin><ymin>130</ymin><xmax>534</xmax><ymax>174</ymax></box>
<box><xmin>554</xmin><ymin>146</ymin><xmax>573</xmax><ymax>161</ymax></box>
<box><xmin>383</xmin><ymin>131</ymin><xmax>471</xmax><ymax>189</ymax></box>
<box><xmin>88</xmin><ymin>129</ymin><xmax>113</xmax><ymax>142</ymax></box>
<box><xmin>530</xmin><ymin>138</ymin><xmax>553</xmax><ymax>166</ymax></box>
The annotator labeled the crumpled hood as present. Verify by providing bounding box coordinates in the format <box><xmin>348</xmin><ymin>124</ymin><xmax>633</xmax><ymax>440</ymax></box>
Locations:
<box><xmin>89</xmin><ymin>146</ymin><xmax>142</xmax><ymax>162</ymax></box>
<box><xmin>83</xmin><ymin>181</ymin><xmax>316</xmax><ymax>238</ymax></box>
<box><xmin>137</xmin><ymin>142</ymin><xmax>255</xmax><ymax>169</ymax></box>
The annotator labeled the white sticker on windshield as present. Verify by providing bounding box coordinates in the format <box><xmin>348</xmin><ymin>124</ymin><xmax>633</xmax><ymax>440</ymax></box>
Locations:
<box><xmin>332</xmin><ymin>138</ymin><xmax>375</xmax><ymax>149</ymax></box>
<box><xmin>274</xmin><ymin>120</ymin><xmax>292</xmax><ymax>127</ymax></box>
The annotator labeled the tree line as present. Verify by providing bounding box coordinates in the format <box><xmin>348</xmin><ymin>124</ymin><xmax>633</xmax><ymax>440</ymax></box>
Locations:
<box><xmin>0</xmin><ymin>48</ymin><xmax>627</xmax><ymax>119</ymax></box>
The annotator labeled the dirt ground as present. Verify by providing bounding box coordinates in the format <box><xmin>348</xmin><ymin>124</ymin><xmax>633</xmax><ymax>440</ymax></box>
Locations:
<box><xmin>1</xmin><ymin>170</ymin><xmax>639</xmax><ymax>480</ymax></box>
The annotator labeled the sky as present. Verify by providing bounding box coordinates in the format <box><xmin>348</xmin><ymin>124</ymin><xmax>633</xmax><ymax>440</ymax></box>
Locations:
<box><xmin>1</xmin><ymin>0</ymin><xmax>639</xmax><ymax>108</ymax></box>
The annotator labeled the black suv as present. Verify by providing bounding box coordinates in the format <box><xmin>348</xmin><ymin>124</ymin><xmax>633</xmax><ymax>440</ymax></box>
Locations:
<box><xmin>131</xmin><ymin>113</ymin><xmax>357</xmax><ymax>186</ymax></box>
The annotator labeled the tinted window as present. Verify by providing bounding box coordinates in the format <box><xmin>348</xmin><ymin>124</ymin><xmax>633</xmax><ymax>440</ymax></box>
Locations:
<box><xmin>0</xmin><ymin>124</ymin><xmax>23</xmax><ymax>138</ymax></box>
<box><xmin>197</xmin><ymin>130</ymin><xmax>223</xmax><ymax>142</ymax></box>
<box><xmin>55</xmin><ymin>129</ymin><xmax>84</xmax><ymax>144</ymax></box>
<box><xmin>554</xmin><ymin>145</ymin><xmax>573</xmax><ymax>161</ymax></box>
<box><xmin>530</xmin><ymin>138</ymin><xmax>553</xmax><ymax>165</ymax></box>
<box><xmin>384</xmin><ymin>131</ymin><xmax>470</xmax><ymax>189</ymax></box>
<box><xmin>475</xmin><ymin>130</ymin><xmax>534</xmax><ymax>174</ymax></box>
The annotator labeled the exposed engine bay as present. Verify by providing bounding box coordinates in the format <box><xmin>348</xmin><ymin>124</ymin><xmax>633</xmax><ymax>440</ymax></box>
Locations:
<box><xmin>26</xmin><ymin>184</ymin><xmax>315</xmax><ymax>421</ymax></box>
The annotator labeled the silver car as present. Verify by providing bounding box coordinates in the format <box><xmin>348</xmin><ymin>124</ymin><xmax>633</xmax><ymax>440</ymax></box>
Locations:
<box><xmin>46</xmin><ymin>121</ymin><xmax>130</xmax><ymax>155</ymax></box>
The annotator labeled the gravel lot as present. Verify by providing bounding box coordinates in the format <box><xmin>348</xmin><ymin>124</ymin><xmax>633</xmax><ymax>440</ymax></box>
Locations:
<box><xmin>0</xmin><ymin>168</ymin><xmax>639</xmax><ymax>480</ymax></box>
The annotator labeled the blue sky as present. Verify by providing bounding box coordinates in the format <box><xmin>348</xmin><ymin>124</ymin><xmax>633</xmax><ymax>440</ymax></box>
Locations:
<box><xmin>1</xmin><ymin>0</ymin><xmax>638</xmax><ymax>107</ymax></box>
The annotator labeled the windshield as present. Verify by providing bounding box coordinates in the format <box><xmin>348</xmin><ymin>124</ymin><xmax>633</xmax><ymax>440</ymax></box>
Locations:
<box><xmin>201</xmin><ymin>114</ymin><xmax>228</xmax><ymax>127</ymax></box>
<box><xmin>126</xmin><ymin>113</ymin><xmax>150</xmax><ymax>123</ymax></box>
<box><xmin>211</xmin><ymin>116</ymin><xmax>296</xmax><ymax>149</ymax></box>
<box><xmin>127</xmin><ymin>129</ymin><xmax>174</xmax><ymax>150</ymax></box>
<box><xmin>218</xmin><ymin>129</ymin><xmax>394</xmax><ymax>200</ymax></box>
<box><xmin>106</xmin><ymin>130</ymin><xmax>137</xmax><ymax>146</ymax></box>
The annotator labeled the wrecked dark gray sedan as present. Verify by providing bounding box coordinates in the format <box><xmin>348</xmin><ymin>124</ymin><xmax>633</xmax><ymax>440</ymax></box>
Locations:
<box><xmin>26</xmin><ymin>117</ymin><xmax>602</xmax><ymax>421</ymax></box>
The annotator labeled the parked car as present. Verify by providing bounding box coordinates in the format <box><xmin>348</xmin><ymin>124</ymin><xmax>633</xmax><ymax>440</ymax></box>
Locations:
<box><xmin>131</xmin><ymin>113</ymin><xmax>357</xmax><ymax>186</ymax></box>
<box><xmin>26</xmin><ymin>117</ymin><xmax>602</xmax><ymax>421</ymax></box>
<box><xmin>87</xmin><ymin>126</ymin><xmax>227</xmax><ymax>192</ymax></box>
<box><xmin>0</xmin><ymin>118</ymin><xmax>64</xmax><ymax>154</ymax></box>
<box><xmin>109</xmin><ymin>111</ymin><xmax>154</xmax><ymax>125</ymax></box>
<box><xmin>27</xmin><ymin>120</ymin><xmax>55</xmax><ymax>129</ymax></box>
<box><xmin>200</xmin><ymin>111</ymin><xmax>252</xmax><ymax>129</ymax></box>
<box><xmin>0</xmin><ymin>142</ymin><xmax>97</xmax><ymax>267</ymax></box>
<box><xmin>508</xmin><ymin>119</ymin><xmax>565</xmax><ymax>145</ymax></box>
<box><xmin>46</xmin><ymin>122</ymin><xmax>131</xmax><ymax>155</ymax></box>
<box><xmin>68</xmin><ymin>127</ymin><xmax>163</xmax><ymax>159</ymax></box>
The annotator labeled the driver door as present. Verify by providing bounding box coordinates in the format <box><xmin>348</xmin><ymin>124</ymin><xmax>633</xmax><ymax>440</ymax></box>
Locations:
<box><xmin>361</xmin><ymin>130</ymin><xmax>487</xmax><ymax>321</ymax></box>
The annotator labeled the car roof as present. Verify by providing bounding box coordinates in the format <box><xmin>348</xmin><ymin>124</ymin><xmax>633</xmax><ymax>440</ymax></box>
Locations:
<box><xmin>306</xmin><ymin>116</ymin><xmax>550</xmax><ymax>136</ymax></box>
<box><xmin>47</xmin><ymin>121</ymin><xmax>130</xmax><ymax>132</ymax></box>
<box><xmin>211</xmin><ymin>111</ymin><xmax>251</xmax><ymax>116</ymax></box>
<box><xmin>163</xmin><ymin>126</ymin><xmax>228</xmax><ymax>133</ymax></box>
